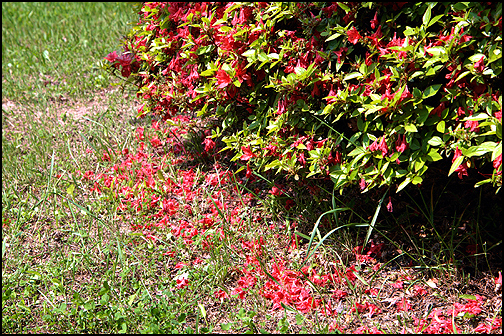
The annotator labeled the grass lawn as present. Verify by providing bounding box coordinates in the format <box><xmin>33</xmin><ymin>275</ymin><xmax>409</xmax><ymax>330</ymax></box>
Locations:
<box><xmin>2</xmin><ymin>2</ymin><xmax>502</xmax><ymax>334</ymax></box>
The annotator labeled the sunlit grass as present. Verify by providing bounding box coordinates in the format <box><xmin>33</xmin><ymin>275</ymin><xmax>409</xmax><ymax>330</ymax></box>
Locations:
<box><xmin>2</xmin><ymin>2</ymin><xmax>137</xmax><ymax>101</ymax></box>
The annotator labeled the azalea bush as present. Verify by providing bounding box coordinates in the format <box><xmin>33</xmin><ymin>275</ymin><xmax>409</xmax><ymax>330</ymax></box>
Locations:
<box><xmin>105</xmin><ymin>2</ymin><xmax>502</xmax><ymax>193</ymax></box>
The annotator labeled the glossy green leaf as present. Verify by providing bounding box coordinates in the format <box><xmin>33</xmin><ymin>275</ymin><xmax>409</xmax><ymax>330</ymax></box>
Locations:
<box><xmin>427</xmin><ymin>14</ymin><xmax>444</xmax><ymax>28</ymax></box>
<box><xmin>412</xmin><ymin>176</ymin><xmax>423</xmax><ymax>185</ymax></box>
<box><xmin>464</xmin><ymin>142</ymin><xmax>498</xmax><ymax>157</ymax></box>
<box><xmin>404</xmin><ymin>124</ymin><xmax>418</xmax><ymax>133</ymax></box>
<box><xmin>397</xmin><ymin>177</ymin><xmax>411</xmax><ymax>193</ymax></box>
<box><xmin>343</xmin><ymin>72</ymin><xmax>362</xmax><ymax>81</ymax></box>
<box><xmin>422</xmin><ymin>84</ymin><xmax>442</xmax><ymax>99</ymax></box>
<box><xmin>422</xmin><ymin>5</ymin><xmax>431</xmax><ymax>26</ymax></box>
<box><xmin>426</xmin><ymin>148</ymin><xmax>443</xmax><ymax>161</ymax></box>
<box><xmin>325</xmin><ymin>32</ymin><xmax>342</xmax><ymax>42</ymax></box>
<box><xmin>427</xmin><ymin>136</ymin><xmax>443</xmax><ymax>146</ymax></box>
<box><xmin>449</xmin><ymin>155</ymin><xmax>464</xmax><ymax>176</ymax></box>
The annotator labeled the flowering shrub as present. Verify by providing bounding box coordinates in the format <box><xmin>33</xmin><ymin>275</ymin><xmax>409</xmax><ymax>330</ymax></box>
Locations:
<box><xmin>105</xmin><ymin>2</ymin><xmax>502</xmax><ymax>194</ymax></box>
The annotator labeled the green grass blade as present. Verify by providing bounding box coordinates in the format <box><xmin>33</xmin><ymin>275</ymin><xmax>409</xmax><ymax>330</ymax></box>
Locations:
<box><xmin>363</xmin><ymin>189</ymin><xmax>388</xmax><ymax>248</ymax></box>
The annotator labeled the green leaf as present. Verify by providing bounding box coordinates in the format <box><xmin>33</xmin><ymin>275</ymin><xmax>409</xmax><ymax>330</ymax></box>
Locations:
<box><xmin>425</xmin><ymin>46</ymin><xmax>446</xmax><ymax>56</ymax></box>
<box><xmin>241</xmin><ymin>49</ymin><xmax>256</xmax><ymax>58</ymax></box>
<box><xmin>412</xmin><ymin>176</ymin><xmax>423</xmax><ymax>185</ymax></box>
<box><xmin>422</xmin><ymin>5</ymin><xmax>432</xmax><ymax>26</ymax></box>
<box><xmin>404</xmin><ymin>124</ymin><xmax>418</xmax><ymax>133</ymax></box>
<box><xmin>427</xmin><ymin>14</ymin><xmax>444</xmax><ymax>28</ymax></box>
<box><xmin>475</xmin><ymin>179</ymin><xmax>492</xmax><ymax>187</ymax></box>
<box><xmin>414</xmin><ymin>157</ymin><xmax>426</xmax><ymax>172</ymax></box>
<box><xmin>295</xmin><ymin>314</ymin><xmax>304</xmax><ymax>325</ymax></box>
<box><xmin>426</xmin><ymin>148</ymin><xmax>443</xmax><ymax>161</ymax></box>
<box><xmin>397</xmin><ymin>177</ymin><xmax>411</xmax><ymax>193</ymax></box>
<box><xmin>267</xmin><ymin>53</ymin><xmax>279</xmax><ymax>60</ymax></box>
<box><xmin>428</xmin><ymin>136</ymin><xmax>444</xmax><ymax>146</ymax></box>
<box><xmin>294</xmin><ymin>67</ymin><xmax>306</xmax><ymax>76</ymax></box>
<box><xmin>66</xmin><ymin>184</ymin><xmax>75</xmax><ymax>197</ymax></box>
<box><xmin>436</xmin><ymin>121</ymin><xmax>445</xmax><ymax>133</ymax></box>
<box><xmin>422</xmin><ymin>84</ymin><xmax>441</xmax><ymax>99</ymax></box>
<box><xmin>325</xmin><ymin>32</ymin><xmax>342</xmax><ymax>42</ymax></box>
<box><xmin>258</xmin><ymin>52</ymin><xmax>268</xmax><ymax>62</ymax></box>
<box><xmin>469</xmin><ymin>54</ymin><xmax>486</xmax><ymax>62</ymax></box>
<box><xmin>198</xmin><ymin>303</ymin><xmax>207</xmax><ymax>319</ymax></box>
<box><xmin>459</xmin><ymin>294</ymin><xmax>477</xmax><ymax>301</ymax></box>
<box><xmin>464</xmin><ymin>142</ymin><xmax>498</xmax><ymax>157</ymax></box>
<box><xmin>492</xmin><ymin>142</ymin><xmax>502</xmax><ymax>161</ymax></box>
<box><xmin>200</xmin><ymin>68</ymin><xmax>216</xmax><ymax>76</ymax></box>
<box><xmin>403</xmin><ymin>27</ymin><xmax>416</xmax><ymax>36</ymax></box>
<box><xmin>348</xmin><ymin>147</ymin><xmax>366</xmax><ymax>156</ymax></box>
<box><xmin>338</xmin><ymin>2</ymin><xmax>350</xmax><ymax>12</ymax></box>
<box><xmin>343</xmin><ymin>72</ymin><xmax>362</xmax><ymax>81</ymax></box>
<box><xmin>221</xmin><ymin>323</ymin><xmax>232</xmax><ymax>331</ymax></box>
<box><xmin>463</xmin><ymin>113</ymin><xmax>489</xmax><ymax>121</ymax></box>
<box><xmin>201</xmin><ymin>16</ymin><xmax>211</xmax><ymax>25</ymax></box>
<box><xmin>449</xmin><ymin>155</ymin><xmax>464</xmax><ymax>176</ymax></box>
<box><xmin>219</xmin><ymin>25</ymin><xmax>232</xmax><ymax>32</ymax></box>
<box><xmin>127</xmin><ymin>293</ymin><xmax>137</xmax><ymax>306</ymax></box>
<box><xmin>455</xmin><ymin>70</ymin><xmax>471</xmax><ymax>82</ymax></box>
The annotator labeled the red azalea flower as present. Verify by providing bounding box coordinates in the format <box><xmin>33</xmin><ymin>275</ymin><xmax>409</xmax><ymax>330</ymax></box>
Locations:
<box><xmin>430</xmin><ymin>101</ymin><xmax>447</xmax><ymax>117</ymax></box>
<box><xmin>245</xmin><ymin>163</ymin><xmax>253</xmax><ymax>178</ymax></box>
<box><xmin>277</xmin><ymin>98</ymin><xmax>286</xmax><ymax>115</ymax></box>
<box><xmin>136</xmin><ymin>127</ymin><xmax>144</xmax><ymax>141</ymax></box>
<box><xmin>365</xmin><ymin>287</ymin><xmax>379</xmax><ymax>297</ymax></box>
<box><xmin>175</xmin><ymin>273</ymin><xmax>189</xmax><ymax>289</ymax></box>
<box><xmin>391</xmin><ymin>280</ymin><xmax>403</xmax><ymax>289</ymax></box>
<box><xmin>368</xmin><ymin>240</ymin><xmax>383</xmax><ymax>258</ymax></box>
<box><xmin>214</xmin><ymin>289</ymin><xmax>229</xmax><ymax>301</ymax></box>
<box><xmin>464</xmin><ymin>119</ymin><xmax>480</xmax><ymax>132</ymax></box>
<box><xmin>203</xmin><ymin>137</ymin><xmax>215</xmax><ymax>152</ymax></box>
<box><xmin>332</xmin><ymin>289</ymin><xmax>348</xmax><ymax>300</ymax></box>
<box><xmin>369</xmin><ymin>25</ymin><xmax>383</xmax><ymax>47</ymax></box>
<box><xmin>493</xmin><ymin>153</ymin><xmax>502</xmax><ymax>175</ymax></box>
<box><xmin>399</xmin><ymin>85</ymin><xmax>413</xmax><ymax>102</ymax></box>
<box><xmin>333</xmin><ymin>47</ymin><xmax>348</xmax><ymax>64</ymax></box>
<box><xmin>474</xmin><ymin>318</ymin><xmax>502</xmax><ymax>333</ymax></box>
<box><xmin>231</xmin><ymin>286</ymin><xmax>247</xmax><ymax>300</ymax></box>
<box><xmin>386</xmin><ymin>196</ymin><xmax>393</xmax><ymax>213</ymax></box>
<box><xmin>370</xmin><ymin>11</ymin><xmax>379</xmax><ymax>29</ymax></box>
<box><xmin>104</xmin><ymin>50</ymin><xmax>118</xmax><ymax>63</ymax></box>
<box><xmin>174</xmin><ymin>262</ymin><xmax>187</xmax><ymax>269</ymax></box>
<box><xmin>285</xmin><ymin>199</ymin><xmax>295</xmax><ymax>210</ymax></box>
<box><xmin>452</xmin><ymin>147</ymin><xmax>469</xmax><ymax>179</ymax></box>
<box><xmin>496</xmin><ymin>271</ymin><xmax>502</xmax><ymax>291</ymax></box>
<box><xmin>150</xmin><ymin>136</ymin><xmax>162</xmax><ymax>148</ymax></box>
<box><xmin>102</xmin><ymin>151</ymin><xmax>111</xmax><ymax>161</ymax></box>
<box><xmin>414</xmin><ymin>284</ymin><xmax>428</xmax><ymax>296</ymax></box>
<box><xmin>347</xmin><ymin>27</ymin><xmax>362</xmax><ymax>44</ymax></box>
<box><xmin>396</xmin><ymin>298</ymin><xmax>411</xmax><ymax>312</ymax></box>
<box><xmin>378</xmin><ymin>137</ymin><xmax>389</xmax><ymax>156</ymax></box>
<box><xmin>298</xmin><ymin>152</ymin><xmax>306</xmax><ymax>166</ymax></box>
<box><xmin>359</xmin><ymin>178</ymin><xmax>367</xmax><ymax>190</ymax></box>
<box><xmin>458</xmin><ymin>27</ymin><xmax>472</xmax><ymax>43</ymax></box>
<box><xmin>269</xmin><ymin>185</ymin><xmax>283</xmax><ymax>196</ymax></box>
<box><xmin>474</xmin><ymin>56</ymin><xmax>485</xmax><ymax>72</ymax></box>
<box><xmin>395</xmin><ymin>134</ymin><xmax>409</xmax><ymax>153</ymax></box>
<box><xmin>346</xmin><ymin>265</ymin><xmax>357</xmax><ymax>283</ymax></box>
<box><xmin>216</xmin><ymin>69</ymin><xmax>232</xmax><ymax>88</ymax></box>
<box><xmin>240</xmin><ymin>146</ymin><xmax>256</xmax><ymax>161</ymax></box>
